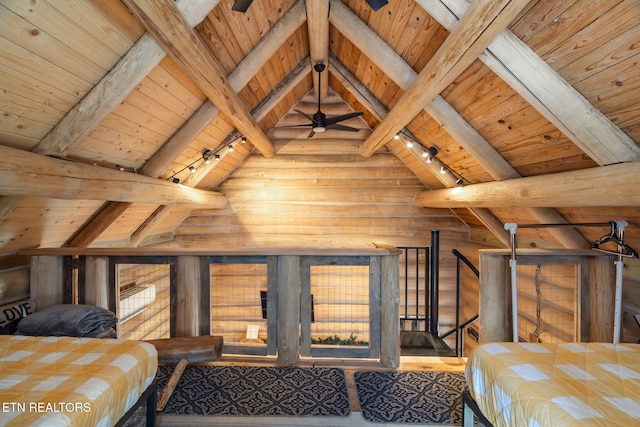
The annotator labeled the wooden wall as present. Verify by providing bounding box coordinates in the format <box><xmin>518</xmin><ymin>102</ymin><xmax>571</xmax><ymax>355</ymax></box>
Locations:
<box><xmin>177</xmin><ymin>148</ymin><xmax>468</xmax><ymax>249</ymax></box>
<box><xmin>175</xmin><ymin>144</ymin><xmax>477</xmax><ymax>350</ymax></box>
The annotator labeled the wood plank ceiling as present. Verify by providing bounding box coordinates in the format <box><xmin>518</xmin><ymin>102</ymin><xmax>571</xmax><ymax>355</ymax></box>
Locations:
<box><xmin>0</xmin><ymin>0</ymin><xmax>639</xmax><ymax>253</ymax></box>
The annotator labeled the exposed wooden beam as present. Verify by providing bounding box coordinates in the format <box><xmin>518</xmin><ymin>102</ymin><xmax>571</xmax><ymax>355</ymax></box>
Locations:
<box><xmin>414</xmin><ymin>162</ymin><xmax>640</xmax><ymax>208</ymax></box>
<box><xmin>359</xmin><ymin>0</ymin><xmax>531</xmax><ymax>156</ymax></box>
<box><xmin>228</xmin><ymin>0</ymin><xmax>306</xmax><ymax>93</ymax></box>
<box><xmin>65</xmin><ymin>203</ymin><xmax>134</xmax><ymax>248</ymax></box>
<box><xmin>330</xmin><ymin>54</ymin><xmax>507</xmax><ymax>247</ymax></box>
<box><xmin>330</xmin><ymin>4</ymin><xmax>587</xmax><ymax>248</ymax></box>
<box><xmin>188</xmin><ymin>58</ymin><xmax>311</xmax><ymax>187</ymax></box>
<box><xmin>130</xmin><ymin>206</ymin><xmax>171</xmax><ymax>247</ymax></box>
<box><xmin>0</xmin><ymin>0</ymin><xmax>220</xmax><ymax>225</ymax></box>
<box><xmin>0</xmin><ymin>145</ymin><xmax>227</xmax><ymax>209</ymax></box>
<box><xmin>468</xmin><ymin>208</ymin><xmax>510</xmax><ymax>247</ymax></box>
<box><xmin>124</xmin><ymin>0</ymin><xmax>275</xmax><ymax>157</ymax></box>
<box><xmin>424</xmin><ymin>99</ymin><xmax>588</xmax><ymax>248</ymax></box>
<box><xmin>418</xmin><ymin>0</ymin><xmax>640</xmax><ymax>166</ymax></box>
<box><xmin>68</xmin><ymin>4</ymin><xmax>307</xmax><ymax>247</ymax></box>
<box><xmin>305</xmin><ymin>0</ymin><xmax>330</xmax><ymax>99</ymax></box>
<box><xmin>130</xmin><ymin>58</ymin><xmax>311</xmax><ymax>246</ymax></box>
<box><xmin>33</xmin><ymin>0</ymin><xmax>219</xmax><ymax>157</ymax></box>
<box><xmin>328</xmin><ymin>54</ymin><xmax>388</xmax><ymax>122</ymax></box>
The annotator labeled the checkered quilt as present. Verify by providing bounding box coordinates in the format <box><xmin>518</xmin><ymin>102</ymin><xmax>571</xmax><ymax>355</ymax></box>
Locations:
<box><xmin>0</xmin><ymin>335</ymin><xmax>157</xmax><ymax>426</ymax></box>
<box><xmin>465</xmin><ymin>342</ymin><xmax>640</xmax><ymax>426</ymax></box>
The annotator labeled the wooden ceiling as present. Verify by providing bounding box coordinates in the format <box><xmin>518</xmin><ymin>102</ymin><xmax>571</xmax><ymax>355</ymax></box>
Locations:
<box><xmin>1</xmin><ymin>0</ymin><xmax>640</xmax><ymax>253</ymax></box>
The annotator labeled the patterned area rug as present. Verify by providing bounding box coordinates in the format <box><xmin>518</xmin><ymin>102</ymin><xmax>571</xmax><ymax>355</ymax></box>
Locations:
<box><xmin>156</xmin><ymin>365</ymin><xmax>350</xmax><ymax>417</ymax></box>
<box><xmin>354</xmin><ymin>371</ymin><xmax>467</xmax><ymax>424</ymax></box>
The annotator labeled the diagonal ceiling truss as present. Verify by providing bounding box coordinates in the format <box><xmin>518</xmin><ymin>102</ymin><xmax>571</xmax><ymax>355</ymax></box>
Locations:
<box><xmin>4</xmin><ymin>0</ymin><xmax>636</xmax><ymax>250</ymax></box>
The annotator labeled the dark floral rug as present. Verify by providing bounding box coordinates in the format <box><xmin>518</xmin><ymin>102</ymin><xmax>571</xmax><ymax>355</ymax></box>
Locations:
<box><xmin>155</xmin><ymin>365</ymin><xmax>350</xmax><ymax>417</ymax></box>
<box><xmin>354</xmin><ymin>370</ymin><xmax>467</xmax><ymax>424</ymax></box>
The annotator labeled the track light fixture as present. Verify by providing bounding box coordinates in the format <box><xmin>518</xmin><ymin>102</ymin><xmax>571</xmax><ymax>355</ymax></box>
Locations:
<box><xmin>202</xmin><ymin>149</ymin><xmax>213</xmax><ymax>164</ymax></box>
<box><xmin>167</xmin><ymin>135</ymin><xmax>246</xmax><ymax>183</ymax></box>
<box><xmin>396</xmin><ymin>131</ymin><xmax>466</xmax><ymax>187</ymax></box>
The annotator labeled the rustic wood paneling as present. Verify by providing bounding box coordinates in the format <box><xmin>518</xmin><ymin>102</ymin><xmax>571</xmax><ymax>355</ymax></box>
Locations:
<box><xmin>2</xmin><ymin>0</ymin><xmax>640</xmax><ymax>347</ymax></box>
<box><xmin>177</xmin><ymin>148</ymin><xmax>467</xmax><ymax>249</ymax></box>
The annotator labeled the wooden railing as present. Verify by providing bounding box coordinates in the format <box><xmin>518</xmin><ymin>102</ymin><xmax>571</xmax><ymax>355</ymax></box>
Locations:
<box><xmin>22</xmin><ymin>245</ymin><xmax>402</xmax><ymax>367</ymax></box>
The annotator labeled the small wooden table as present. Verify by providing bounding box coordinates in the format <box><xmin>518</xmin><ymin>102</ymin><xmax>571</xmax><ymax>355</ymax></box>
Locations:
<box><xmin>146</xmin><ymin>335</ymin><xmax>223</xmax><ymax>364</ymax></box>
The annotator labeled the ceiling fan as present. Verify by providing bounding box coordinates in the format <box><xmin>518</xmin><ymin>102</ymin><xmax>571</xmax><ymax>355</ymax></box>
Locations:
<box><xmin>284</xmin><ymin>62</ymin><xmax>364</xmax><ymax>138</ymax></box>
<box><xmin>232</xmin><ymin>0</ymin><xmax>388</xmax><ymax>13</ymax></box>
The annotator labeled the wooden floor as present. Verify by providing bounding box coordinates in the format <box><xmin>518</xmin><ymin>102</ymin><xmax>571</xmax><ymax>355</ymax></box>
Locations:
<box><xmin>189</xmin><ymin>354</ymin><xmax>467</xmax><ymax>414</ymax></box>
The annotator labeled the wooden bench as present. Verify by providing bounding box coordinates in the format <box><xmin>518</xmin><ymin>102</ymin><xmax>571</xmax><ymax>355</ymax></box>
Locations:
<box><xmin>147</xmin><ymin>336</ymin><xmax>223</xmax><ymax>411</ymax></box>
<box><xmin>146</xmin><ymin>335</ymin><xmax>223</xmax><ymax>364</ymax></box>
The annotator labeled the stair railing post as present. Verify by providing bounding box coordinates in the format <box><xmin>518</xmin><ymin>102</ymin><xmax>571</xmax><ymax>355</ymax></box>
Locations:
<box><xmin>430</xmin><ymin>230</ymin><xmax>439</xmax><ymax>335</ymax></box>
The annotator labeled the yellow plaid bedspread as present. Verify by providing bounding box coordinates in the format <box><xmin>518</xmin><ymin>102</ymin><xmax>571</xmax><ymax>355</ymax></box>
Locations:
<box><xmin>0</xmin><ymin>335</ymin><xmax>157</xmax><ymax>427</ymax></box>
<box><xmin>465</xmin><ymin>342</ymin><xmax>640</xmax><ymax>426</ymax></box>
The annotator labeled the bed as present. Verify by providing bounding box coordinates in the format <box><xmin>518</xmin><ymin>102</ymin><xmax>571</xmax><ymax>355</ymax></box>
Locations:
<box><xmin>0</xmin><ymin>335</ymin><xmax>158</xmax><ymax>427</ymax></box>
<box><xmin>463</xmin><ymin>342</ymin><xmax>640</xmax><ymax>427</ymax></box>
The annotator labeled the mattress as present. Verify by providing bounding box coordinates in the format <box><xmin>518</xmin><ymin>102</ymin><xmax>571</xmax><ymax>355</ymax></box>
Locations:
<box><xmin>0</xmin><ymin>335</ymin><xmax>158</xmax><ymax>427</ymax></box>
<box><xmin>465</xmin><ymin>342</ymin><xmax>640</xmax><ymax>427</ymax></box>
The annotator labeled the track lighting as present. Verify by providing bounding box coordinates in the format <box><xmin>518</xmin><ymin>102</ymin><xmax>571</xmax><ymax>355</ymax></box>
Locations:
<box><xmin>168</xmin><ymin>135</ymin><xmax>246</xmax><ymax>183</ymax></box>
<box><xmin>202</xmin><ymin>149</ymin><xmax>213</xmax><ymax>164</ymax></box>
<box><xmin>397</xmin><ymin>131</ymin><xmax>466</xmax><ymax>187</ymax></box>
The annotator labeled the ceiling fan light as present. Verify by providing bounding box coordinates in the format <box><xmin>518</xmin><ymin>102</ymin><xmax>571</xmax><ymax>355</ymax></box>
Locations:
<box><xmin>313</xmin><ymin>126</ymin><xmax>326</xmax><ymax>133</ymax></box>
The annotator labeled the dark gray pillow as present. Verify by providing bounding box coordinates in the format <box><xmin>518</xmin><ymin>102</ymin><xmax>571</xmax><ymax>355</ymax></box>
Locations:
<box><xmin>16</xmin><ymin>304</ymin><xmax>118</xmax><ymax>338</ymax></box>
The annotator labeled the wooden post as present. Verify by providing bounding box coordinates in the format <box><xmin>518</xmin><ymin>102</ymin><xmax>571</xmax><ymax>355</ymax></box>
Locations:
<box><xmin>479</xmin><ymin>249</ymin><xmax>616</xmax><ymax>343</ymax></box>
<box><xmin>368</xmin><ymin>256</ymin><xmax>381</xmax><ymax>360</ymax></box>
<box><xmin>479</xmin><ymin>251</ymin><xmax>512</xmax><ymax>342</ymax></box>
<box><xmin>588</xmin><ymin>256</ymin><xmax>615</xmax><ymax>342</ymax></box>
<box><xmin>84</xmin><ymin>256</ymin><xmax>109</xmax><ymax>309</ymax></box>
<box><xmin>299</xmin><ymin>256</ymin><xmax>312</xmax><ymax>357</ymax></box>
<box><xmin>380</xmin><ymin>254</ymin><xmax>400</xmax><ymax>368</ymax></box>
<box><xmin>176</xmin><ymin>256</ymin><xmax>201</xmax><ymax>337</ymax></box>
<box><xmin>30</xmin><ymin>256</ymin><xmax>64</xmax><ymax>311</ymax></box>
<box><xmin>266</xmin><ymin>256</ymin><xmax>278</xmax><ymax>356</ymax></box>
<box><xmin>277</xmin><ymin>255</ymin><xmax>300</xmax><ymax>365</ymax></box>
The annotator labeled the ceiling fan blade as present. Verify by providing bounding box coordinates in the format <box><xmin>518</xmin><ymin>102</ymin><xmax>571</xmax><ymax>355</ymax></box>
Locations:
<box><xmin>274</xmin><ymin>124</ymin><xmax>312</xmax><ymax>129</ymax></box>
<box><xmin>294</xmin><ymin>109</ymin><xmax>317</xmax><ymax>124</ymax></box>
<box><xmin>231</xmin><ymin>0</ymin><xmax>253</xmax><ymax>12</ymax></box>
<box><xmin>326</xmin><ymin>123</ymin><xmax>361</xmax><ymax>132</ymax></box>
<box><xmin>324</xmin><ymin>111</ymin><xmax>364</xmax><ymax>125</ymax></box>
<box><xmin>366</xmin><ymin>0</ymin><xmax>389</xmax><ymax>11</ymax></box>
<box><xmin>307</xmin><ymin>129</ymin><xmax>316</xmax><ymax>138</ymax></box>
